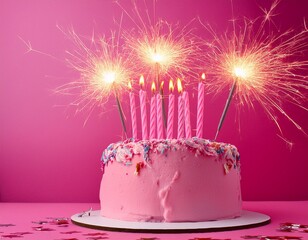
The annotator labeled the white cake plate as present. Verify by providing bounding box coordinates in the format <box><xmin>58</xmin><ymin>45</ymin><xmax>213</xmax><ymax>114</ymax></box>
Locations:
<box><xmin>71</xmin><ymin>210</ymin><xmax>270</xmax><ymax>233</ymax></box>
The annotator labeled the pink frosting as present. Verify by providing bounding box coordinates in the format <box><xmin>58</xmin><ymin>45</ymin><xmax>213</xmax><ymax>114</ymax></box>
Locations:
<box><xmin>100</xmin><ymin>138</ymin><xmax>242</xmax><ymax>222</ymax></box>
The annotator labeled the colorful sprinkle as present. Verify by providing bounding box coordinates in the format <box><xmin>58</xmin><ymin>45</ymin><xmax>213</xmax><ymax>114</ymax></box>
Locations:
<box><xmin>101</xmin><ymin>138</ymin><xmax>240</xmax><ymax>175</ymax></box>
<box><xmin>135</xmin><ymin>161</ymin><xmax>145</xmax><ymax>175</ymax></box>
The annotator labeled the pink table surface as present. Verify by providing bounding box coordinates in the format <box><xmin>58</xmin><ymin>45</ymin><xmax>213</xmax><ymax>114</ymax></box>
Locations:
<box><xmin>0</xmin><ymin>201</ymin><xmax>307</xmax><ymax>240</ymax></box>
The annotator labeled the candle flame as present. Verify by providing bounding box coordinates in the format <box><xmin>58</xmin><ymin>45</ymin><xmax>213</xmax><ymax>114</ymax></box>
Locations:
<box><xmin>160</xmin><ymin>80</ymin><xmax>164</xmax><ymax>90</ymax></box>
<box><xmin>151</xmin><ymin>81</ymin><xmax>156</xmax><ymax>93</ymax></box>
<box><xmin>177</xmin><ymin>78</ymin><xmax>183</xmax><ymax>94</ymax></box>
<box><xmin>169</xmin><ymin>79</ymin><xmax>174</xmax><ymax>93</ymax></box>
<box><xmin>139</xmin><ymin>75</ymin><xmax>145</xmax><ymax>88</ymax></box>
<box><xmin>128</xmin><ymin>80</ymin><xmax>132</xmax><ymax>90</ymax></box>
<box><xmin>201</xmin><ymin>72</ymin><xmax>206</xmax><ymax>80</ymax></box>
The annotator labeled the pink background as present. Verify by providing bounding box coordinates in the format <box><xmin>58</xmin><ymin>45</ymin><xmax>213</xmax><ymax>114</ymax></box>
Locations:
<box><xmin>0</xmin><ymin>0</ymin><xmax>307</xmax><ymax>203</ymax></box>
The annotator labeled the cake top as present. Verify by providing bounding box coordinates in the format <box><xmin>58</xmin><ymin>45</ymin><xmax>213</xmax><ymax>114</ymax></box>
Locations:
<box><xmin>101</xmin><ymin>138</ymin><xmax>240</xmax><ymax>170</ymax></box>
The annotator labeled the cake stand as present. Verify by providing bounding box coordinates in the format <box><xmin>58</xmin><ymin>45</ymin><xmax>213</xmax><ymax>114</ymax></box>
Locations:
<box><xmin>71</xmin><ymin>210</ymin><xmax>270</xmax><ymax>233</ymax></box>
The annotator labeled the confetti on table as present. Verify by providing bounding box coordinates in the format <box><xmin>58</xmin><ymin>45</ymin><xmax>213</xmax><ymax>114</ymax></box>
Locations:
<box><xmin>60</xmin><ymin>231</ymin><xmax>82</xmax><ymax>234</ymax></box>
<box><xmin>189</xmin><ymin>238</ymin><xmax>231</xmax><ymax>240</ymax></box>
<box><xmin>1</xmin><ymin>234</ymin><xmax>23</xmax><ymax>238</ymax></box>
<box><xmin>241</xmin><ymin>235</ymin><xmax>302</xmax><ymax>239</ymax></box>
<box><xmin>0</xmin><ymin>224</ymin><xmax>15</xmax><ymax>227</ymax></box>
<box><xmin>32</xmin><ymin>220</ymin><xmax>49</xmax><ymax>224</ymax></box>
<box><xmin>49</xmin><ymin>217</ymin><xmax>70</xmax><ymax>225</ymax></box>
<box><xmin>10</xmin><ymin>232</ymin><xmax>32</xmax><ymax>235</ymax></box>
<box><xmin>57</xmin><ymin>238</ymin><xmax>80</xmax><ymax>240</ymax></box>
<box><xmin>78</xmin><ymin>208</ymin><xmax>93</xmax><ymax>217</ymax></box>
<box><xmin>32</xmin><ymin>226</ymin><xmax>55</xmax><ymax>231</ymax></box>
<box><xmin>83</xmin><ymin>233</ymin><xmax>108</xmax><ymax>236</ymax></box>
<box><xmin>279</xmin><ymin>222</ymin><xmax>308</xmax><ymax>233</ymax></box>
<box><xmin>136</xmin><ymin>238</ymin><xmax>159</xmax><ymax>240</ymax></box>
<box><xmin>86</xmin><ymin>237</ymin><xmax>108</xmax><ymax>240</ymax></box>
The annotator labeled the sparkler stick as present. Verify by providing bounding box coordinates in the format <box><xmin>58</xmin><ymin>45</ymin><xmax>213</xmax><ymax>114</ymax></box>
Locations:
<box><xmin>156</xmin><ymin>62</ymin><xmax>167</xmax><ymax>129</ymax></box>
<box><xmin>115</xmin><ymin>91</ymin><xmax>127</xmax><ymax>137</ymax></box>
<box><xmin>214</xmin><ymin>80</ymin><xmax>237</xmax><ymax>141</ymax></box>
<box><xmin>102</xmin><ymin>71</ymin><xmax>127</xmax><ymax>137</ymax></box>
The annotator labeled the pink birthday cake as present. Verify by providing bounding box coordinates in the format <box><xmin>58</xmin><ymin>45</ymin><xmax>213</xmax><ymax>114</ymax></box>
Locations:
<box><xmin>99</xmin><ymin>137</ymin><xmax>242</xmax><ymax>222</ymax></box>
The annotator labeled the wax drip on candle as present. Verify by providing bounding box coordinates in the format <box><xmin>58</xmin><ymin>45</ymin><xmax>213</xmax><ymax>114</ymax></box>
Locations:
<box><xmin>150</xmin><ymin>81</ymin><xmax>157</xmax><ymax>139</ymax></box>
<box><xmin>196</xmin><ymin>73</ymin><xmax>206</xmax><ymax>139</ymax></box>
<box><xmin>167</xmin><ymin>79</ymin><xmax>175</xmax><ymax>139</ymax></box>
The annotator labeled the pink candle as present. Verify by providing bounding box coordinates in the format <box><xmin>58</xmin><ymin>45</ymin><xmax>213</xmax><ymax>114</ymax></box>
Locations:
<box><xmin>128</xmin><ymin>80</ymin><xmax>138</xmax><ymax>140</ymax></box>
<box><xmin>177</xmin><ymin>78</ymin><xmax>184</xmax><ymax>139</ymax></box>
<box><xmin>139</xmin><ymin>76</ymin><xmax>148</xmax><ymax>140</ymax></box>
<box><xmin>150</xmin><ymin>82</ymin><xmax>156</xmax><ymax>139</ymax></box>
<box><xmin>183</xmin><ymin>90</ymin><xmax>191</xmax><ymax>139</ymax></box>
<box><xmin>157</xmin><ymin>81</ymin><xmax>164</xmax><ymax>139</ymax></box>
<box><xmin>196</xmin><ymin>73</ymin><xmax>206</xmax><ymax>138</ymax></box>
<box><xmin>167</xmin><ymin>80</ymin><xmax>175</xmax><ymax>139</ymax></box>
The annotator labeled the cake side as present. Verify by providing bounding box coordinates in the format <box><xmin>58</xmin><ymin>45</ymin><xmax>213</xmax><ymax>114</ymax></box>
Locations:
<box><xmin>100</xmin><ymin>138</ymin><xmax>241</xmax><ymax>222</ymax></box>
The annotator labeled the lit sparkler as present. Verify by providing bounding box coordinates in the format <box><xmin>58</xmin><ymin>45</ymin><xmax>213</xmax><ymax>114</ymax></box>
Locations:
<box><xmin>118</xmin><ymin>0</ymin><xmax>200</xmax><ymax>81</ymax></box>
<box><xmin>200</xmin><ymin>2</ymin><xmax>308</xmax><ymax>140</ymax></box>
<box><xmin>118</xmin><ymin>1</ymin><xmax>201</xmax><ymax>129</ymax></box>
<box><xmin>125</xmin><ymin>20</ymin><xmax>199</xmax><ymax>129</ymax></box>
<box><xmin>126</xmin><ymin>20</ymin><xmax>197</xmax><ymax>80</ymax></box>
<box><xmin>55</xmin><ymin>28</ymin><xmax>132</xmax><ymax>132</ymax></box>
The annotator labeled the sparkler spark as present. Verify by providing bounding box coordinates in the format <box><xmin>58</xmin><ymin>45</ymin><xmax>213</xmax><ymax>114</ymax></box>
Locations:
<box><xmin>118</xmin><ymin>0</ymin><xmax>201</xmax><ymax>131</ymax></box>
<box><xmin>201</xmin><ymin>2</ymin><xmax>308</xmax><ymax>138</ymax></box>
<box><xmin>116</xmin><ymin>0</ymin><xmax>201</xmax><ymax>82</ymax></box>
<box><xmin>126</xmin><ymin>20</ymin><xmax>199</xmax><ymax>82</ymax></box>
<box><xmin>55</xmin><ymin>27</ymin><xmax>133</xmax><ymax>126</ymax></box>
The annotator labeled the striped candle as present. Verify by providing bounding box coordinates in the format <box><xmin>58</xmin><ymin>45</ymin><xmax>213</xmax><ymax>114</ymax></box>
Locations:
<box><xmin>183</xmin><ymin>90</ymin><xmax>191</xmax><ymax>138</ymax></box>
<box><xmin>128</xmin><ymin>80</ymin><xmax>137</xmax><ymax>140</ymax></box>
<box><xmin>150</xmin><ymin>82</ymin><xmax>157</xmax><ymax>139</ymax></box>
<box><xmin>139</xmin><ymin>76</ymin><xmax>148</xmax><ymax>140</ymax></box>
<box><xmin>177</xmin><ymin>78</ymin><xmax>184</xmax><ymax>139</ymax></box>
<box><xmin>167</xmin><ymin>80</ymin><xmax>175</xmax><ymax>139</ymax></box>
<box><xmin>129</xmin><ymin>91</ymin><xmax>138</xmax><ymax>140</ymax></box>
<box><xmin>157</xmin><ymin>93</ymin><xmax>163</xmax><ymax>139</ymax></box>
<box><xmin>196</xmin><ymin>73</ymin><xmax>206</xmax><ymax>138</ymax></box>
